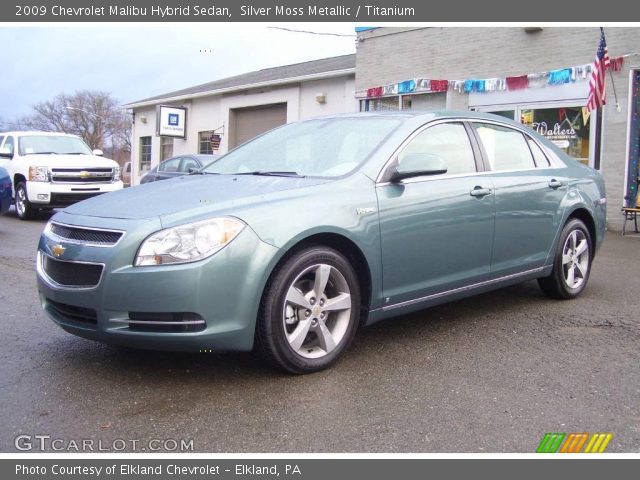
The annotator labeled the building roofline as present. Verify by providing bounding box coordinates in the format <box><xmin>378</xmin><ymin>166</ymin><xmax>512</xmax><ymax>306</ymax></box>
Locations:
<box><xmin>123</xmin><ymin>54</ymin><xmax>355</xmax><ymax>109</ymax></box>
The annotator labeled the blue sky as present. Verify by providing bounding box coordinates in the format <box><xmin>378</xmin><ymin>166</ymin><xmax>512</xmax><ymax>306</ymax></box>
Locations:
<box><xmin>0</xmin><ymin>25</ymin><xmax>356</xmax><ymax>126</ymax></box>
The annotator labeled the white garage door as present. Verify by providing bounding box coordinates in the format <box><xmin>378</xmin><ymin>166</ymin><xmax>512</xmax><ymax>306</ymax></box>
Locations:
<box><xmin>230</xmin><ymin>103</ymin><xmax>287</xmax><ymax>148</ymax></box>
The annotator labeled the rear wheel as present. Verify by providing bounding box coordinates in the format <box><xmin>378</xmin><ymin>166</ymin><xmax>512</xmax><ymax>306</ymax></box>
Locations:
<box><xmin>256</xmin><ymin>246</ymin><xmax>360</xmax><ymax>374</ymax></box>
<box><xmin>15</xmin><ymin>182</ymin><xmax>37</xmax><ymax>220</ymax></box>
<box><xmin>538</xmin><ymin>218</ymin><xmax>592</xmax><ymax>299</ymax></box>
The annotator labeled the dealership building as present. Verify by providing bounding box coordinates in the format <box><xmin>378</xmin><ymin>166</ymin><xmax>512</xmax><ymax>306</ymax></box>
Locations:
<box><xmin>127</xmin><ymin>27</ymin><xmax>640</xmax><ymax>230</ymax></box>
<box><xmin>125</xmin><ymin>54</ymin><xmax>357</xmax><ymax>182</ymax></box>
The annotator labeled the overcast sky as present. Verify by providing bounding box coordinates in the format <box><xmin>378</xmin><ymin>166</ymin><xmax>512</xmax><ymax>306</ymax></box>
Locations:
<box><xmin>0</xmin><ymin>24</ymin><xmax>356</xmax><ymax>126</ymax></box>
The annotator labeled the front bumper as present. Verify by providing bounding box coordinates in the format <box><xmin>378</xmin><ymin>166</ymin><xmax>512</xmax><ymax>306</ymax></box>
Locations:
<box><xmin>37</xmin><ymin>214</ymin><xmax>280</xmax><ymax>352</ymax></box>
<box><xmin>27</xmin><ymin>181</ymin><xmax>124</xmax><ymax>206</ymax></box>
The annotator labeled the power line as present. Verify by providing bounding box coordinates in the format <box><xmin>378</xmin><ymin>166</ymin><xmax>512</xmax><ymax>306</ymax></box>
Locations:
<box><xmin>268</xmin><ymin>27</ymin><xmax>355</xmax><ymax>37</ymax></box>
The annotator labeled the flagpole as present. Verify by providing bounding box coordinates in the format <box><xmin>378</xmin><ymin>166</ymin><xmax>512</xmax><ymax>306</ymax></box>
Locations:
<box><xmin>602</xmin><ymin>27</ymin><xmax>621</xmax><ymax>112</ymax></box>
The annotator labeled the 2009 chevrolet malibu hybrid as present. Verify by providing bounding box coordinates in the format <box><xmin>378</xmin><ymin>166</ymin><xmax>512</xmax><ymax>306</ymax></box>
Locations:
<box><xmin>37</xmin><ymin>112</ymin><xmax>606</xmax><ymax>373</ymax></box>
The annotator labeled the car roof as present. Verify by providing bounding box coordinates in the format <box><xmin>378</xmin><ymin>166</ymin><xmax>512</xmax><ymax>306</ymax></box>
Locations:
<box><xmin>301</xmin><ymin>110</ymin><xmax>522</xmax><ymax>127</ymax></box>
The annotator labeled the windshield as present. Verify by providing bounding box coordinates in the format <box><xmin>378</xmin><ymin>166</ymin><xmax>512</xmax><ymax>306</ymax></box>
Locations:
<box><xmin>19</xmin><ymin>135</ymin><xmax>93</xmax><ymax>155</ymax></box>
<box><xmin>202</xmin><ymin>117</ymin><xmax>403</xmax><ymax>177</ymax></box>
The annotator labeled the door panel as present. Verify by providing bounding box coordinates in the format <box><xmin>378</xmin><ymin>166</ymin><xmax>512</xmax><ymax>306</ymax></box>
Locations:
<box><xmin>377</xmin><ymin>177</ymin><xmax>495</xmax><ymax>305</ymax></box>
<box><xmin>488</xmin><ymin>170</ymin><xmax>566</xmax><ymax>275</ymax></box>
<box><xmin>471</xmin><ymin>122</ymin><xmax>566</xmax><ymax>276</ymax></box>
<box><xmin>377</xmin><ymin>121</ymin><xmax>495</xmax><ymax>306</ymax></box>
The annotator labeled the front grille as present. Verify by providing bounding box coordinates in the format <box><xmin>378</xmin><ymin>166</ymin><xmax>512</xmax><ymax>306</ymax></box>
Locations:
<box><xmin>41</xmin><ymin>253</ymin><xmax>103</xmax><ymax>288</ymax></box>
<box><xmin>51</xmin><ymin>168</ymin><xmax>114</xmax><ymax>183</ymax></box>
<box><xmin>47</xmin><ymin>299</ymin><xmax>97</xmax><ymax>326</ymax></box>
<box><xmin>50</xmin><ymin>192</ymin><xmax>104</xmax><ymax>206</ymax></box>
<box><xmin>50</xmin><ymin>222</ymin><xmax>123</xmax><ymax>246</ymax></box>
<box><xmin>124</xmin><ymin>312</ymin><xmax>206</xmax><ymax>333</ymax></box>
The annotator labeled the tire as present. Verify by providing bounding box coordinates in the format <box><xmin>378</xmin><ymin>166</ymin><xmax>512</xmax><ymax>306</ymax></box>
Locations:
<box><xmin>15</xmin><ymin>182</ymin><xmax>37</xmax><ymax>220</ymax></box>
<box><xmin>256</xmin><ymin>246</ymin><xmax>361</xmax><ymax>374</ymax></box>
<box><xmin>538</xmin><ymin>218</ymin><xmax>593</xmax><ymax>299</ymax></box>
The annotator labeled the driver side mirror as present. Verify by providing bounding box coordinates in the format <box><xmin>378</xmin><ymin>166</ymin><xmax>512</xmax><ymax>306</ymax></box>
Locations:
<box><xmin>92</xmin><ymin>149</ymin><xmax>104</xmax><ymax>156</ymax></box>
<box><xmin>0</xmin><ymin>147</ymin><xmax>13</xmax><ymax>159</ymax></box>
<box><xmin>390</xmin><ymin>153</ymin><xmax>448</xmax><ymax>182</ymax></box>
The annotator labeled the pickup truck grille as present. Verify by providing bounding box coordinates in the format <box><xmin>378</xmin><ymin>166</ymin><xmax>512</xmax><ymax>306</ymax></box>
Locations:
<box><xmin>49</xmin><ymin>222</ymin><xmax>123</xmax><ymax>246</ymax></box>
<box><xmin>51</xmin><ymin>168</ymin><xmax>114</xmax><ymax>183</ymax></box>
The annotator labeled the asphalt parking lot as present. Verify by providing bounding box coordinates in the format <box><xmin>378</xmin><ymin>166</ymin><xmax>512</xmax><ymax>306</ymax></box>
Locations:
<box><xmin>0</xmin><ymin>207</ymin><xmax>638</xmax><ymax>453</ymax></box>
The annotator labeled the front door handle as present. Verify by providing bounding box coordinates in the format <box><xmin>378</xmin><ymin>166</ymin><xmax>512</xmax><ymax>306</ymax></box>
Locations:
<box><xmin>470</xmin><ymin>187</ymin><xmax>492</xmax><ymax>198</ymax></box>
<box><xmin>548</xmin><ymin>179</ymin><xmax>565</xmax><ymax>189</ymax></box>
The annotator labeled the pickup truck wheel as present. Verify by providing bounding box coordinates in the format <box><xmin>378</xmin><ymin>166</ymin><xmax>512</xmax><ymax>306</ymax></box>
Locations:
<box><xmin>256</xmin><ymin>246</ymin><xmax>360</xmax><ymax>374</ymax></box>
<box><xmin>15</xmin><ymin>182</ymin><xmax>37</xmax><ymax>220</ymax></box>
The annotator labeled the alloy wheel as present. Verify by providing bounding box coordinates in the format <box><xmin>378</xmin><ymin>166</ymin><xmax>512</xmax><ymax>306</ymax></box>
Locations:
<box><xmin>561</xmin><ymin>229</ymin><xmax>590</xmax><ymax>289</ymax></box>
<box><xmin>282</xmin><ymin>263</ymin><xmax>352</xmax><ymax>359</ymax></box>
<box><xmin>16</xmin><ymin>187</ymin><xmax>26</xmax><ymax>217</ymax></box>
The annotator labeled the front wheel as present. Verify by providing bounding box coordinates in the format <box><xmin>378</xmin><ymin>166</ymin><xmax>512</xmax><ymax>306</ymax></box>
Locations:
<box><xmin>256</xmin><ymin>246</ymin><xmax>361</xmax><ymax>374</ymax></box>
<box><xmin>538</xmin><ymin>218</ymin><xmax>592</xmax><ymax>299</ymax></box>
<box><xmin>15</xmin><ymin>182</ymin><xmax>37</xmax><ymax>220</ymax></box>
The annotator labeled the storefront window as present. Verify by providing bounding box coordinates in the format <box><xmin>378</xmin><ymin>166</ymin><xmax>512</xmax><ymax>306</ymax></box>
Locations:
<box><xmin>160</xmin><ymin>136</ymin><xmax>174</xmax><ymax>162</ymax></box>
<box><xmin>199</xmin><ymin>131</ymin><xmax>214</xmax><ymax>154</ymax></box>
<box><xmin>487</xmin><ymin>110</ymin><xmax>516</xmax><ymax>120</ymax></box>
<box><xmin>139</xmin><ymin>136</ymin><xmax>151</xmax><ymax>173</ymax></box>
<box><xmin>520</xmin><ymin>106</ymin><xmax>591</xmax><ymax>165</ymax></box>
<box><xmin>360</xmin><ymin>96</ymin><xmax>400</xmax><ymax>112</ymax></box>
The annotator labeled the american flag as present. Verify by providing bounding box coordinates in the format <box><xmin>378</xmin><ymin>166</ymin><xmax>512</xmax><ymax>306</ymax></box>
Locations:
<box><xmin>586</xmin><ymin>27</ymin><xmax>611</xmax><ymax>112</ymax></box>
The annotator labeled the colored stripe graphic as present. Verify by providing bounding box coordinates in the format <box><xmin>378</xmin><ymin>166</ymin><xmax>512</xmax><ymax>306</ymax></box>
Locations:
<box><xmin>536</xmin><ymin>433</ymin><xmax>565</xmax><ymax>453</ymax></box>
<box><xmin>537</xmin><ymin>433</ymin><xmax>612</xmax><ymax>453</ymax></box>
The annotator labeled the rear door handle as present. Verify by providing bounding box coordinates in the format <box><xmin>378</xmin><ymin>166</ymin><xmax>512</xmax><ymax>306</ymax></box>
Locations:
<box><xmin>470</xmin><ymin>187</ymin><xmax>492</xmax><ymax>198</ymax></box>
<box><xmin>548</xmin><ymin>179</ymin><xmax>565</xmax><ymax>189</ymax></box>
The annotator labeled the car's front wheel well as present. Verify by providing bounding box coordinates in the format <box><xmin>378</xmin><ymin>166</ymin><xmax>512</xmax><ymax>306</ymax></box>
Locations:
<box><xmin>266</xmin><ymin>233</ymin><xmax>372</xmax><ymax>325</ymax></box>
<box><xmin>567</xmin><ymin>208</ymin><xmax>596</xmax><ymax>256</ymax></box>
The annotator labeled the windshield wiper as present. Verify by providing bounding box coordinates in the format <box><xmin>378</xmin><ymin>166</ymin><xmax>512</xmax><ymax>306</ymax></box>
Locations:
<box><xmin>190</xmin><ymin>171</ymin><xmax>219</xmax><ymax>175</ymax></box>
<box><xmin>61</xmin><ymin>152</ymin><xmax>86</xmax><ymax>155</ymax></box>
<box><xmin>233</xmin><ymin>171</ymin><xmax>303</xmax><ymax>177</ymax></box>
<box><xmin>27</xmin><ymin>151</ymin><xmax>58</xmax><ymax>155</ymax></box>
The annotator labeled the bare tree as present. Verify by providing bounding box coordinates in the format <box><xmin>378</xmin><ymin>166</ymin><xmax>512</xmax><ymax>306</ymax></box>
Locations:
<box><xmin>19</xmin><ymin>90</ymin><xmax>131</xmax><ymax>154</ymax></box>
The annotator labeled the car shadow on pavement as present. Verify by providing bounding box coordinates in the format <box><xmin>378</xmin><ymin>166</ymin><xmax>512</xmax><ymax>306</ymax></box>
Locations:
<box><xmin>48</xmin><ymin>280</ymin><xmax>549</xmax><ymax>382</ymax></box>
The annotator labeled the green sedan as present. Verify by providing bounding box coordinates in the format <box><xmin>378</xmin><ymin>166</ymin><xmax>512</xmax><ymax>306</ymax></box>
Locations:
<box><xmin>37</xmin><ymin>111</ymin><xmax>606</xmax><ymax>373</ymax></box>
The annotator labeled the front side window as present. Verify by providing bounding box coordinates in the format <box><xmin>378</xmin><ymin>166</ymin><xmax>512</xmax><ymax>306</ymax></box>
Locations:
<box><xmin>18</xmin><ymin>135</ymin><xmax>92</xmax><ymax>156</ymax></box>
<box><xmin>3</xmin><ymin>136</ymin><xmax>15</xmax><ymax>155</ymax></box>
<box><xmin>158</xmin><ymin>157</ymin><xmax>181</xmax><ymax>172</ymax></box>
<box><xmin>181</xmin><ymin>157</ymin><xmax>200</xmax><ymax>173</ymax></box>
<box><xmin>398</xmin><ymin>122</ymin><xmax>477</xmax><ymax>176</ymax></box>
<box><xmin>474</xmin><ymin>123</ymin><xmax>535</xmax><ymax>171</ymax></box>
<box><xmin>203</xmin><ymin>117</ymin><xmax>402</xmax><ymax>178</ymax></box>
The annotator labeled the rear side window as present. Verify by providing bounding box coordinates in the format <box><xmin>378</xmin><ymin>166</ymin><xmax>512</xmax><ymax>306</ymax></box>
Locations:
<box><xmin>474</xmin><ymin>123</ymin><xmax>535</xmax><ymax>171</ymax></box>
<box><xmin>527</xmin><ymin>137</ymin><xmax>551</xmax><ymax>167</ymax></box>
<box><xmin>399</xmin><ymin>122</ymin><xmax>477</xmax><ymax>175</ymax></box>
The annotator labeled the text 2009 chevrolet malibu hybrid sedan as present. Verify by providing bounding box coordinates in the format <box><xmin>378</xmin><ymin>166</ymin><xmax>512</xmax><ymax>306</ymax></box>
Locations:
<box><xmin>37</xmin><ymin>112</ymin><xmax>606</xmax><ymax>373</ymax></box>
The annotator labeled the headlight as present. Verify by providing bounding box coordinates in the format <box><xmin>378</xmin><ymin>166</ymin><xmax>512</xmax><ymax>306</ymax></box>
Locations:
<box><xmin>134</xmin><ymin>217</ymin><xmax>245</xmax><ymax>266</ymax></box>
<box><xmin>28</xmin><ymin>166</ymin><xmax>49</xmax><ymax>182</ymax></box>
<box><xmin>113</xmin><ymin>166</ymin><xmax>121</xmax><ymax>182</ymax></box>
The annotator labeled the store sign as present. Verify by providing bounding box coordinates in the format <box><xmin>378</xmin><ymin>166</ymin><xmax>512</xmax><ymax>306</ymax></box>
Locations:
<box><xmin>156</xmin><ymin>105</ymin><xmax>187</xmax><ymax>138</ymax></box>
<box><xmin>210</xmin><ymin>133</ymin><xmax>221</xmax><ymax>150</ymax></box>
<box><xmin>531</xmin><ymin>122</ymin><xmax>577</xmax><ymax>148</ymax></box>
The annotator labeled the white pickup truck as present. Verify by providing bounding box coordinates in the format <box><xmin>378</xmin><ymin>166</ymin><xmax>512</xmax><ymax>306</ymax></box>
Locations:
<box><xmin>0</xmin><ymin>131</ymin><xmax>123</xmax><ymax>219</ymax></box>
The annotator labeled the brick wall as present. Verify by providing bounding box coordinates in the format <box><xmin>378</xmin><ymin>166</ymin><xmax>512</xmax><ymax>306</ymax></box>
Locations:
<box><xmin>356</xmin><ymin>27</ymin><xmax>640</xmax><ymax>230</ymax></box>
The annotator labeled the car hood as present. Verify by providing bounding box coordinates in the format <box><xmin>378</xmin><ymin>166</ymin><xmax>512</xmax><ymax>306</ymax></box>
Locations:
<box><xmin>24</xmin><ymin>154</ymin><xmax>117</xmax><ymax>168</ymax></box>
<box><xmin>63</xmin><ymin>174</ymin><xmax>332</xmax><ymax>221</ymax></box>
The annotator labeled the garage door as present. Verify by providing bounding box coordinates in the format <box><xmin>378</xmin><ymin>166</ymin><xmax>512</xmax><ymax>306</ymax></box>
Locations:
<box><xmin>230</xmin><ymin>103</ymin><xmax>287</xmax><ymax>148</ymax></box>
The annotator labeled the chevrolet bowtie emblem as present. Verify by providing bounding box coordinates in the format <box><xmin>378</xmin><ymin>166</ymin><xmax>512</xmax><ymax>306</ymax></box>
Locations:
<box><xmin>79</xmin><ymin>171</ymin><xmax>90</xmax><ymax>178</ymax></box>
<box><xmin>51</xmin><ymin>244</ymin><xmax>66</xmax><ymax>257</ymax></box>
